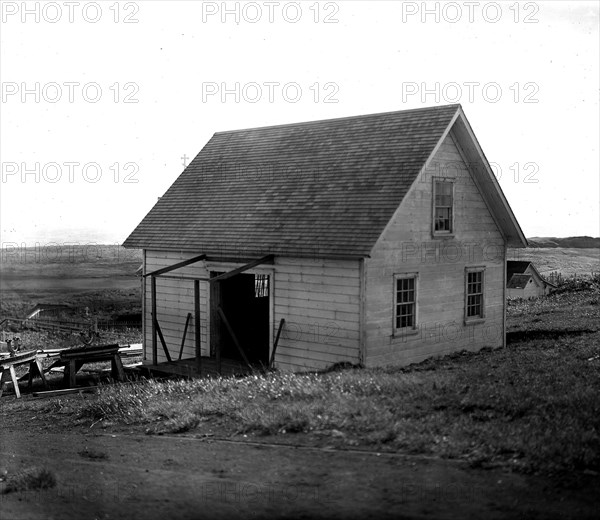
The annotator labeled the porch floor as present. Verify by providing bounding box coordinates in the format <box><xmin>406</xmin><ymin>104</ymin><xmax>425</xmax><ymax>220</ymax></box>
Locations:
<box><xmin>140</xmin><ymin>356</ymin><xmax>263</xmax><ymax>378</ymax></box>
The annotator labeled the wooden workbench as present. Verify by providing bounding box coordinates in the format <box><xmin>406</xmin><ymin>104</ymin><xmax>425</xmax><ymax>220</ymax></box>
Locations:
<box><xmin>59</xmin><ymin>344</ymin><xmax>126</xmax><ymax>388</ymax></box>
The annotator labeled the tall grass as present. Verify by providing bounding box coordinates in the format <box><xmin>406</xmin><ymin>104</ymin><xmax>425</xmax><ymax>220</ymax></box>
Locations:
<box><xmin>75</xmin><ymin>284</ymin><xmax>600</xmax><ymax>476</ymax></box>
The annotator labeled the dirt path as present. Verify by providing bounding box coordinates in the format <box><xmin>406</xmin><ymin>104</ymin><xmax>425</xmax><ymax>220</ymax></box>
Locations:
<box><xmin>1</xmin><ymin>427</ymin><xmax>598</xmax><ymax>520</ymax></box>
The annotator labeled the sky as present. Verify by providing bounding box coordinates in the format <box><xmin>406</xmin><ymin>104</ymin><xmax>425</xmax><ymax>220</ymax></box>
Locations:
<box><xmin>0</xmin><ymin>0</ymin><xmax>598</xmax><ymax>248</ymax></box>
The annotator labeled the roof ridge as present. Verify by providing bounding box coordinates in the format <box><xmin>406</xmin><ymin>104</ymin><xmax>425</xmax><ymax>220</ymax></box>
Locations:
<box><xmin>214</xmin><ymin>104</ymin><xmax>462</xmax><ymax>135</ymax></box>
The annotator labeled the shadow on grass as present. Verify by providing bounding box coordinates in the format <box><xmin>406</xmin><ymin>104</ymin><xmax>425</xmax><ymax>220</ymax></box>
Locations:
<box><xmin>507</xmin><ymin>329</ymin><xmax>595</xmax><ymax>344</ymax></box>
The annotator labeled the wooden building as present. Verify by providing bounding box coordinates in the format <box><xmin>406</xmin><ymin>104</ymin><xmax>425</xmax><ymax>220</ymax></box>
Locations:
<box><xmin>506</xmin><ymin>261</ymin><xmax>556</xmax><ymax>299</ymax></box>
<box><xmin>123</xmin><ymin>104</ymin><xmax>527</xmax><ymax>374</ymax></box>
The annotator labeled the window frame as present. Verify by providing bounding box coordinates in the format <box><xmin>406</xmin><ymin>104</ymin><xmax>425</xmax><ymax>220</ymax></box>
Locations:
<box><xmin>393</xmin><ymin>272</ymin><xmax>419</xmax><ymax>335</ymax></box>
<box><xmin>432</xmin><ymin>177</ymin><xmax>455</xmax><ymax>236</ymax></box>
<box><xmin>464</xmin><ymin>266</ymin><xmax>486</xmax><ymax>323</ymax></box>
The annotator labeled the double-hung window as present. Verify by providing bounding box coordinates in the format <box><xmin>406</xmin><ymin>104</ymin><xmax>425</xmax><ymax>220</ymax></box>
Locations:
<box><xmin>433</xmin><ymin>179</ymin><xmax>454</xmax><ymax>234</ymax></box>
<box><xmin>465</xmin><ymin>267</ymin><xmax>485</xmax><ymax>320</ymax></box>
<box><xmin>394</xmin><ymin>274</ymin><xmax>417</xmax><ymax>332</ymax></box>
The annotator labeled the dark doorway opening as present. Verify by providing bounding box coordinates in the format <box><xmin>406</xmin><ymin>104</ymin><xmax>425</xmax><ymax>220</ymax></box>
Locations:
<box><xmin>210</xmin><ymin>272</ymin><xmax>270</xmax><ymax>366</ymax></box>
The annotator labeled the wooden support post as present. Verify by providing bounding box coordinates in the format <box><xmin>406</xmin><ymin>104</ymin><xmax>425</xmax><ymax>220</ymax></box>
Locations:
<box><xmin>216</xmin><ymin>330</ymin><xmax>222</xmax><ymax>376</ymax></box>
<box><xmin>0</xmin><ymin>368</ymin><xmax>6</xmax><ymax>398</ymax></box>
<box><xmin>151</xmin><ymin>276</ymin><xmax>158</xmax><ymax>366</ymax></box>
<box><xmin>66</xmin><ymin>360</ymin><xmax>77</xmax><ymax>388</ymax></box>
<box><xmin>179</xmin><ymin>312</ymin><xmax>192</xmax><ymax>361</ymax></box>
<box><xmin>111</xmin><ymin>355</ymin><xmax>126</xmax><ymax>381</ymax></box>
<box><xmin>269</xmin><ymin>318</ymin><xmax>286</xmax><ymax>368</ymax></box>
<box><xmin>194</xmin><ymin>280</ymin><xmax>201</xmax><ymax>374</ymax></box>
<box><xmin>217</xmin><ymin>306</ymin><xmax>253</xmax><ymax>371</ymax></box>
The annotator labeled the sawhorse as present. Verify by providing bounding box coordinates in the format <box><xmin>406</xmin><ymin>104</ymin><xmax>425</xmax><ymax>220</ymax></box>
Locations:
<box><xmin>0</xmin><ymin>351</ymin><xmax>48</xmax><ymax>398</ymax></box>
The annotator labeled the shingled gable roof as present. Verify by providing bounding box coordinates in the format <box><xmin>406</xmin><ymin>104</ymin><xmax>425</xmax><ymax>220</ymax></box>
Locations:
<box><xmin>507</xmin><ymin>260</ymin><xmax>555</xmax><ymax>288</ymax></box>
<box><xmin>123</xmin><ymin>104</ymin><xmax>526</xmax><ymax>258</ymax></box>
<box><xmin>507</xmin><ymin>273</ymin><xmax>532</xmax><ymax>289</ymax></box>
<box><xmin>507</xmin><ymin>260</ymin><xmax>533</xmax><ymax>280</ymax></box>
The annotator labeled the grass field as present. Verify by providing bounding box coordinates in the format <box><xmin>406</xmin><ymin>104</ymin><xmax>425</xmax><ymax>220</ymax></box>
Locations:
<box><xmin>0</xmin><ymin>245</ymin><xmax>142</xmax><ymax>320</ymax></box>
<box><xmin>508</xmin><ymin>247</ymin><xmax>599</xmax><ymax>277</ymax></box>
<box><xmin>26</xmin><ymin>276</ymin><xmax>593</xmax><ymax>479</ymax></box>
<box><xmin>1</xmin><ymin>244</ymin><xmax>599</xmax><ymax>479</ymax></box>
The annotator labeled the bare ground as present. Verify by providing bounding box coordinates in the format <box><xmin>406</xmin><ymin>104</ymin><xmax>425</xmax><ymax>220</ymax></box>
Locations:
<box><xmin>0</xmin><ymin>409</ymin><xmax>598</xmax><ymax>520</ymax></box>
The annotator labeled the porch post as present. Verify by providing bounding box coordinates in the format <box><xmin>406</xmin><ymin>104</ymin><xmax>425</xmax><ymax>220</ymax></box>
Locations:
<box><xmin>194</xmin><ymin>279</ymin><xmax>202</xmax><ymax>375</ymax></box>
<box><xmin>151</xmin><ymin>275</ymin><xmax>157</xmax><ymax>365</ymax></box>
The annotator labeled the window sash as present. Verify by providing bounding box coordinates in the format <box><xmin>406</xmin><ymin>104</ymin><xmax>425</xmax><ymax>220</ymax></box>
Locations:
<box><xmin>433</xmin><ymin>180</ymin><xmax>454</xmax><ymax>233</ymax></box>
<box><xmin>465</xmin><ymin>269</ymin><xmax>484</xmax><ymax>319</ymax></box>
<box><xmin>395</xmin><ymin>276</ymin><xmax>417</xmax><ymax>330</ymax></box>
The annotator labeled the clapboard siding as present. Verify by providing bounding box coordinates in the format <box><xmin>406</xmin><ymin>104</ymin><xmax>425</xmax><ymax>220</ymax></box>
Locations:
<box><xmin>364</xmin><ymin>131</ymin><xmax>506</xmax><ymax>367</ymax></box>
<box><xmin>142</xmin><ymin>252</ymin><xmax>361</xmax><ymax>369</ymax></box>
<box><xmin>272</xmin><ymin>257</ymin><xmax>361</xmax><ymax>372</ymax></box>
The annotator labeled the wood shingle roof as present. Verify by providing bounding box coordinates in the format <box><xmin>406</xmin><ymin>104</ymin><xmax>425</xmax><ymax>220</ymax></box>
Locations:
<box><xmin>123</xmin><ymin>104</ymin><xmax>463</xmax><ymax>258</ymax></box>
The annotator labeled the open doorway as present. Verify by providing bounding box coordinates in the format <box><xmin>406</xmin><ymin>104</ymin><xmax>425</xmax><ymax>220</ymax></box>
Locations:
<box><xmin>210</xmin><ymin>272</ymin><xmax>270</xmax><ymax>366</ymax></box>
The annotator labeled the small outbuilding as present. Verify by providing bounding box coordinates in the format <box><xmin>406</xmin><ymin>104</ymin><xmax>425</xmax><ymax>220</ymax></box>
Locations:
<box><xmin>123</xmin><ymin>104</ymin><xmax>527</xmax><ymax>374</ymax></box>
<box><xmin>506</xmin><ymin>261</ymin><xmax>556</xmax><ymax>299</ymax></box>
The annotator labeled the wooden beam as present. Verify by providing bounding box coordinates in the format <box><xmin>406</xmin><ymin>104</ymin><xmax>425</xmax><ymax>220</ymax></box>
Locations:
<box><xmin>143</xmin><ymin>254</ymin><xmax>207</xmax><ymax>278</ymax></box>
<box><xmin>178</xmin><ymin>312</ymin><xmax>192</xmax><ymax>361</ymax></box>
<box><xmin>217</xmin><ymin>306</ymin><xmax>252</xmax><ymax>371</ymax></box>
<box><xmin>152</xmin><ymin>275</ymin><xmax>210</xmax><ymax>282</ymax></box>
<box><xmin>32</xmin><ymin>387</ymin><xmax>98</xmax><ymax>397</ymax></box>
<box><xmin>209</xmin><ymin>255</ymin><xmax>275</xmax><ymax>284</ymax></box>
<box><xmin>269</xmin><ymin>319</ymin><xmax>285</xmax><ymax>368</ymax></box>
<box><xmin>154</xmin><ymin>318</ymin><xmax>172</xmax><ymax>363</ymax></box>
<box><xmin>151</xmin><ymin>276</ymin><xmax>157</xmax><ymax>366</ymax></box>
<box><xmin>194</xmin><ymin>280</ymin><xmax>202</xmax><ymax>374</ymax></box>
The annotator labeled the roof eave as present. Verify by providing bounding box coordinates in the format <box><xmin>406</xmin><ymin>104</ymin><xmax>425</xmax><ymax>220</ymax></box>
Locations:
<box><xmin>452</xmin><ymin>108</ymin><xmax>528</xmax><ymax>248</ymax></box>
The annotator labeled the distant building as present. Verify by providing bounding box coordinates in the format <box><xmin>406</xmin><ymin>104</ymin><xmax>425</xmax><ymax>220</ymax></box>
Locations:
<box><xmin>24</xmin><ymin>303</ymin><xmax>71</xmax><ymax>320</ymax></box>
<box><xmin>507</xmin><ymin>261</ymin><xmax>556</xmax><ymax>299</ymax></box>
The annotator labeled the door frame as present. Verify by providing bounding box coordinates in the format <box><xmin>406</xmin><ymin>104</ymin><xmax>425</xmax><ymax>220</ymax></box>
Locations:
<box><xmin>207</xmin><ymin>262</ymin><xmax>274</xmax><ymax>363</ymax></box>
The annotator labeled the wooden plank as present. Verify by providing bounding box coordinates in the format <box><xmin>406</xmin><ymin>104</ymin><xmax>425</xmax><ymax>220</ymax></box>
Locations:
<box><xmin>32</xmin><ymin>387</ymin><xmax>98</xmax><ymax>397</ymax></box>
<box><xmin>179</xmin><ymin>313</ymin><xmax>192</xmax><ymax>361</ymax></box>
<box><xmin>154</xmin><ymin>318</ymin><xmax>172</xmax><ymax>363</ymax></box>
<box><xmin>275</xmin><ymin>280</ymin><xmax>359</xmax><ymax>296</ymax></box>
<box><xmin>60</xmin><ymin>344</ymin><xmax>120</xmax><ymax>359</ymax></box>
<box><xmin>275</xmin><ymin>296</ymin><xmax>358</xmax><ymax>314</ymax></box>
<box><xmin>269</xmin><ymin>319</ymin><xmax>285</xmax><ymax>368</ymax></box>
<box><xmin>143</xmin><ymin>254</ymin><xmax>207</xmax><ymax>278</ymax></box>
<box><xmin>277</xmin><ymin>340</ymin><xmax>361</xmax><ymax>360</ymax></box>
<box><xmin>209</xmin><ymin>255</ymin><xmax>275</xmax><ymax>283</ymax></box>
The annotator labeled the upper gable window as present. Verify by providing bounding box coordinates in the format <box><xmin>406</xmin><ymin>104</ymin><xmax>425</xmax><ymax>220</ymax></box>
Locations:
<box><xmin>433</xmin><ymin>179</ymin><xmax>454</xmax><ymax>234</ymax></box>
